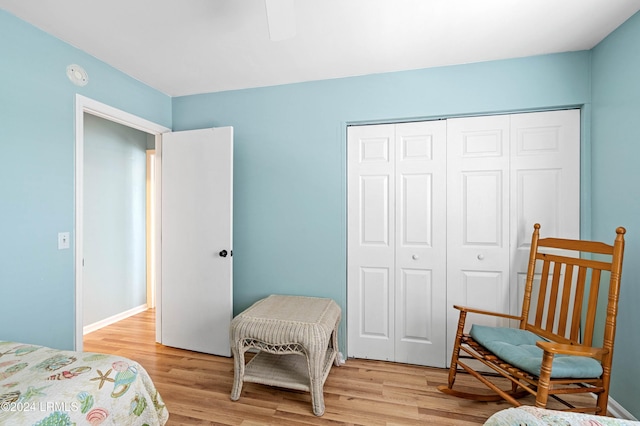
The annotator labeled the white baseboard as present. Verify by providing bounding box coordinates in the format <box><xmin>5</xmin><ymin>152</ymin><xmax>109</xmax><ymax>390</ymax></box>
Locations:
<box><xmin>83</xmin><ymin>304</ymin><xmax>148</xmax><ymax>335</ymax></box>
<box><xmin>608</xmin><ymin>396</ymin><xmax>638</xmax><ymax>421</ymax></box>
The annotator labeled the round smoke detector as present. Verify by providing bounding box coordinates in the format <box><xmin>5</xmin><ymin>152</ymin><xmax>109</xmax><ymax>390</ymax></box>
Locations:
<box><xmin>66</xmin><ymin>64</ymin><xmax>88</xmax><ymax>86</ymax></box>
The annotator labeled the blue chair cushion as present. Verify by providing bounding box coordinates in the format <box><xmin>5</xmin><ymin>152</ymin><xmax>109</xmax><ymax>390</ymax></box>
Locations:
<box><xmin>469</xmin><ymin>325</ymin><xmax>603</xmax><ymax>379</ymax></box>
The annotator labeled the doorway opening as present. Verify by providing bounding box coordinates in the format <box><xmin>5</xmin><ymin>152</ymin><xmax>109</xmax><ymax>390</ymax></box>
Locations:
<box><xmin>74</xmin><ymin>95</ymin><xmax>170</xmax><ymax>351</ymax></box>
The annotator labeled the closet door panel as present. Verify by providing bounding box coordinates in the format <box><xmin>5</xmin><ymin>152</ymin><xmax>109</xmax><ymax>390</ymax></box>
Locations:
<box><xmin>461</xmin><ymin>270</ymin><xmax>506</xmax><ymax>323</ymax></box>
<box><xmin>399</xmin><ymin>269</ymin><xmax>433</xmax><ymax>340</ymax></box>
<box><xmin>515</xmin><ymin>169</ymin><xmax>562</xmax><ymax>241</ymax></box>
<box><xmin>360</xmin><ymin>175</ymin><xmax>391</xmax><ymax>245</ymax></box>
<box><xmin>509</xmin><ymin>110</ymin><xmax>580</xmax><ymax>317</ymax></box>
<box><xmin>348</xmin><ymin>124</ymin><xmax>396</xmax><ymax>361</ymax></box>
<box><xmin>359</xmin><ymin>267</ymin><xmax>391</xmax><ymax>337</ymax></box>
<box><xmin>401</xmin><ymin>173</ymin><xmax>433</xmax><ymax>245</ymax></box>
<box><xmin>446</xmin><ymin>115</ymin><xmax>511</xmax><ymax>364</ymax></box>
<box><xmin>462</xmin><ymin>171</ymin><xmax>504</xmax><ymax>245</ymax></box>
<box><xmin>395</xmin><ymin>121</ymin><xmax>447</xmax><ymax>367</ymax></box>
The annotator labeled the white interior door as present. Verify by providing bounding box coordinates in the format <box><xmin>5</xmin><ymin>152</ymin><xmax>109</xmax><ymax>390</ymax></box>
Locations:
<box><xmin>160</xmin><ymin>127</ymin><xmax>233</xmax><ymax>356</ymax></box>
<box><xmin>347</xmin><ymin>121</ymin><xmax>447</xmax><ymax>367</ymax></box>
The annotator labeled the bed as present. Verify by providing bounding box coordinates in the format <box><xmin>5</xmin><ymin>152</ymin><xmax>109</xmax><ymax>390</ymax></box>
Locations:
<box><xmin>0</xmin><ymin>340</ymin><xmax>168</xmax><ymax>425</ymax></box>
<box><xmin>484</xmin><ymin>406</ymin><xmax>640</xmax><ymax>426</ymax></box>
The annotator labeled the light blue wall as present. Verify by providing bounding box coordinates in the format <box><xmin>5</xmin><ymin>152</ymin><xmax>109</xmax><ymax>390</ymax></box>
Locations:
<box><xmin>0</xmin><ymin>10</ymin><xmax>171</xmax><ymax>350</ymax></box>
<box><xmin>172</xmin><ymin>52</ymin><xmax>592</xmax><ymax>355</ymax></box>
<box><xmin>83</xmin><ymin>114</ymin><xmax>148</xmax><ymax>326</ymax></box>
<box><xmin>591</xmin><ymin>11</ymin><xmax>640</xmax><ymax>419</ymax></box>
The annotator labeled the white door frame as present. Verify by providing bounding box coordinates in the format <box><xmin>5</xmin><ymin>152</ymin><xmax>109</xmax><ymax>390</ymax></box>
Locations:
<box><xmin>74</xmin><ymin>94</ymin><xmax>170</xmax><ymax>351</ymax></box>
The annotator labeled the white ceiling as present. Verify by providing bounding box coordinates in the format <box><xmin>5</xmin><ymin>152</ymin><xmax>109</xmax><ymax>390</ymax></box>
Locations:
<box><xmin>2</xmin><ymin>0</ymin><xmax>640</xmax><ymax>97</ymax></box>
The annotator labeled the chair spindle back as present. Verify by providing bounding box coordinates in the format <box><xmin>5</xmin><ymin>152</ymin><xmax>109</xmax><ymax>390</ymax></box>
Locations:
<box><xmin>520</xmin><ymin>224</ymin><xmax>626</xmax><ymax>351</ymax></box>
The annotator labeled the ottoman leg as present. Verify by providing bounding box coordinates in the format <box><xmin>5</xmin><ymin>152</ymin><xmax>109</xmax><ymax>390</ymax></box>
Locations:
<box><xmin>307</xmin><ymin>352</ymin><xmax>325</xmax><ymax>416</ymax></box>
<box><xmin>331</xmin><ymin>321</ymin><xmax>341</xmax><ymax>367</ymax></box>
<box><xmin>310</xmin><ymin>378</ymin><xmax>325</xmax><ymax>416</ymax></box>
<box><xmin>230</xmin><ymin>345</ymin><xmax>245</xmax><ymax>401</ymax></box>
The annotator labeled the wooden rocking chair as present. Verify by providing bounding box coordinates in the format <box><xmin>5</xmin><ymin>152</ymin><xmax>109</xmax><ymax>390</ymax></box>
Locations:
<box><xmin>438</xmin><ymin>223</ymin><xmax>626</xmax><ymax>414</ymax></box>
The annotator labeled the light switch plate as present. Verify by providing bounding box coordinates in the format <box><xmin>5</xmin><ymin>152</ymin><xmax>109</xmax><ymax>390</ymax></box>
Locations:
<box><xmin>58</xmin><ymin>232</ymin><xmax>70</xmax><ymax>250</ymax></box>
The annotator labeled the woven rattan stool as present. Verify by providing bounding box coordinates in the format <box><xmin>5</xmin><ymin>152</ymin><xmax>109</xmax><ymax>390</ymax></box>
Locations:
<box><xmin>229</xmin><ymin>294</ymin><xmax>341</xmax><ymax>416</ymax></box>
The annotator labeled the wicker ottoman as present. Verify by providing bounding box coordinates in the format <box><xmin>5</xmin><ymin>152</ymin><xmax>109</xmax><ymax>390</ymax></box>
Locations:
<box><xmin>229</xmin><ymin>294</ymin><xmax>341</xmax><ymax>416</ymax></box>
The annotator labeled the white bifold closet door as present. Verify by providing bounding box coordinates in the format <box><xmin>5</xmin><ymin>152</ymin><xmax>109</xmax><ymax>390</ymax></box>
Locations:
<box><xmin>347</xmin><ymin>121</ymin><xmax>448</xmax><ymax>367</ymax></box>
<box><xmin>445</xmin><ymin>109</ymin><xmax>580</xmax><ymax>363</ymax></box>
<box><xmin>348</xmin><ymin>109</ymin><xmax>580</xmax><ymax>368</ymax></box>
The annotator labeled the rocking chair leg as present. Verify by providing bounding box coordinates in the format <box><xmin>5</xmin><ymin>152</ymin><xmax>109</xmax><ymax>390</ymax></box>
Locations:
<box><xmin>447</xmin><ymin>311</ymin><xmax>468</xmax><ymax>388</ymax></box>
<box><xmin>438</xmin><ymin>359</ymin><xmax>529</xmax><ymax>404</ymax></box>
<box><xmin>535</xmin><ymin>351</ymin><xmax>554</xmax><ymax>408</ymax></box>
<box><xmin>596</xmin><ymin>388</ymin><xmax>608</xmax><ymax>414</ymax></box>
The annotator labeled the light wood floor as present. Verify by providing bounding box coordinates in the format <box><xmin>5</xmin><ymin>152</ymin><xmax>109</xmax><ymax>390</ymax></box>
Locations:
<box><xmin>83</xmin><ymin>309</ymin><xmax>583</xmax><ymax>425</ymax></box>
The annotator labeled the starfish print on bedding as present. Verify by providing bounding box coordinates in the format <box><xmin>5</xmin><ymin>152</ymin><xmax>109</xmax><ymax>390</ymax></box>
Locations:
<box><xmin>90</xmin><ymin>368</ymin><xmax>114</xmax><ymax>389</ymax></box>
<box><xmin>20</xmin><ymin>385</ymin><xmax>50</xmax><ymax>402</ymax></box>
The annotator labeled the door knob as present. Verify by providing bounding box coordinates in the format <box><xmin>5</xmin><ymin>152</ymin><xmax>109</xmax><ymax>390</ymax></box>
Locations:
<box><xmin>412</xmin><ymin>254</ymin><xmax>419</xmax><ymax>260</ymax></box>
<box><xmin>219</xmin><ymin>250</ymin><xmax>228</xmax><ymax>257</ymax></box>
<box><xmin>477</xmin><ymin>254</ymin><xmax>484</xmax><ymax>260</ymax></box>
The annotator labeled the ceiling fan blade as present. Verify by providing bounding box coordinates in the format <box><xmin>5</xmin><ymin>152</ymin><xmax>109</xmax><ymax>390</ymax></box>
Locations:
<box><xmin>265</xmin><ymin>0</ymin><xmax>296</xmax><ymax>41</ymax></box>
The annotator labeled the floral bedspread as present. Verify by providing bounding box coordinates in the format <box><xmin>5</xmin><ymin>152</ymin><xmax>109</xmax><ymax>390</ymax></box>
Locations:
<box><xmin>0</xmin><ymin>341</ymin><xmax>168</xmax><ymax>425</ymax></box>
<box><xmin>484</xmin><ymin>405</ymin><xmax>640</xmax><ymax>426</ymax></box>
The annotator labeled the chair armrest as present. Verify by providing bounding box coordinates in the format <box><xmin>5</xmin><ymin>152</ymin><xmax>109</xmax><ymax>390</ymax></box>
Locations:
<box><xmin>453</xmin><ymin>305</ymin><xmax>522</xmax><ymax>321</ymax></box>
<box><xmin>536</xmin><ymin>341</ymin><xmax>609</xmax><ymax>360</ymax></box>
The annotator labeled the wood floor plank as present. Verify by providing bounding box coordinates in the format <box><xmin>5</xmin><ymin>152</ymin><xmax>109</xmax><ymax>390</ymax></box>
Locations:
<box><xmin>83</xmin><ymin>309</ymin><xmax>588</xmax><ymax>425</ymax></box>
